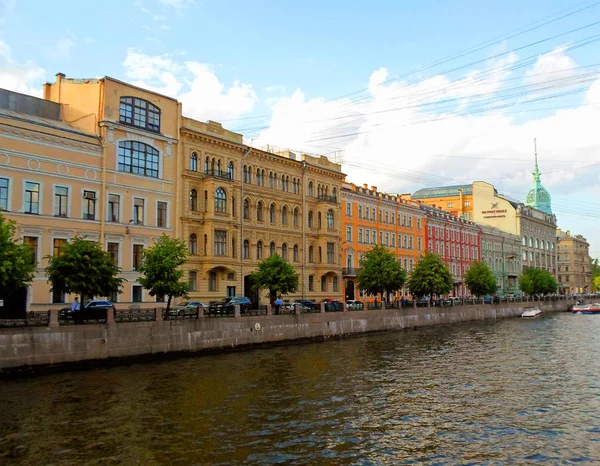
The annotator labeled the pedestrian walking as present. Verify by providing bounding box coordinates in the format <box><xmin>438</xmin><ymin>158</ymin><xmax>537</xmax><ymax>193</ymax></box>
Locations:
<box><xmin>71</xmin><ymin>296</ymin><xmax>81</xmax><ymax>324</ymax></box>
<box><xmin>275</xmin><ymin>297</ymin><xmax>282</xmax><ymax>315</ymax></box>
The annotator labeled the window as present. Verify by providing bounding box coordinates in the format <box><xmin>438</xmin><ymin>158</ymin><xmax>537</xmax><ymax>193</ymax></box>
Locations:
<box><xmin>270</xmin><ymin>242</ymin><xmax>276</xmax><ymax>257</ymax></box>
<box><xmin>119</xmin><ymin>97</ymin><xmax>160</xmax><ymax>131</ymax></box>
<box><xmin>327</xmin><ymin>210</ymin><xmax>334</xmax><ymax>229</ymax></box>
<box><xmin>231</xmin><ymin>196</ymin><xmax>236</xmax><ymax>217</ymax></box>
<box><xmin>318</xmin><ymin>212</ymin><xmax>322</xmax><ymax>229</ymax></box>
<box><xmin>52</xmin><ymin>289</ymin><xmax>65</xmax><ymax>304</ymax></box>
<box><xmin>464</xmin><ymin>201</ymin><xmax>471</xmax><ymax>207</ymax></box>
<box><xmin>0</xmin><ymin>178</ymin><xmax>8</xmax><ymax>211</ymax></box>
<box><xmin>270</xmin><ymin>203</ymin><xmax>276</xmax><ymax>223</ymax></box>
<box><xmin>190</xmin><ymin>152</ymin><xmax>198</xmax><ymax>171</ymax></box>
<box><xmin>215</xmin><ymin>188</ymin><xmax>227</xmax><ymax>213</ymax></box>
<box><xmin>53</xmin><ymin>238</ymin><xmax>67</xmax><ymax>257</ymax></box>
<box><xmin>309</xmin><ymin>246</ymin><xmax>314</xmax><ymax>263</ymax></box>
<box><xmin>282</xmin><ymin>243</ymin><xmax>288</xmax><ymax>261</ymax></box>
<box><xmin>189</xmin><ymin>271</ymin><xmax>197</xmax><ymax>292</ymax></box>
<box><xmin>190</xmin><ymin>189</ymin><xmax>198</xmax><ymax>211</ymax></box>
<box><xmin>308</xmin><ymin>275</ymin><xmax>314</xmax><ymax>291</ymax></box>
<box><xmin>392</xmin><ymin>234</ymin><xmax>396</xmax><ymax>247</ymax></box>
<box><xmin>447</xmin><ymin>202</ymin><xmax>453</xmax><ymax>208</ymax></box>
<box><xmin>132</xmin><ymin>285</ymin><xmax>143</xmax><ymax>302</ymax></box>
<box><xmin>293</xmin><ymin>244</ymin><xmax>299</xmax><ymax>262</ymax></box>
<box><xmin>108</xmin><ymin>194</ymin><xmax>120</xmax><ymax>222</ymax></box>
<box><xmin>308</xmin><ymin>211</ymin><xmax>314</xmax><ymax>228</ymax></box>
<box><xmin>214</xmin><ymin>230</ymin><xmax>226</xmax><ymax>256</ymax></box>
<box><xmin>308</xmin><ymin>181</ymin><xmax>314</xmax><ymax>197</ymax></box>
<box><xmin>257</xmin><ymin>202</ymin><xmax>263</xmax><ymax>221</ymax></box>
<box><xmin>24</xmin><ymin>236</ymin><xmax>38</xmax><ymax>266</ymax></box>
<box><xmin>54</xmin><ymin>186</ymin><xmax>68</xmax><ymax>217</ymax></box>
<box><xmin>358</xmin><ymin>206</ymin><xmax>362</xmax><ymax>218</ymax></box>
<box><xmin>321</xmin><ymin>275</ymin><xmax>327</xmax><ymax>292</ymax></box>
<box><xmin>333</xmin><ymin>276</ymin><xmax>338</xmax><ymax>292</ymax></box>
<box><xmin>133</xmin><ymin>244</ymin><xmax>143</xmax><ymax>270</ymax></box>
<box><xmin>107</xmin><ymin>242</ymin><xmax>119</xmax><ymax>266</ymax></box>
<box><xmin>133</xmin><ymin>198</ymin><xmax>144</xmax><ymax>225</ymax></box>
<box><xmin>24</xmin><ymin>182</ymin><xmax>40</xmax><ymax>214</ymax></box>
<box><xmin>257</xmin><ymin>241</ymin><xmax>263</xmax><ymax>259</ymax></box>
<box><xmin>269</xmin><ymin>172</ymin><xmax>275</xmax><ymax>189</ymax></box>
<box><xmin>208</xmin><ymin>271</ymin><xmax>217</xmax><ymax>291</ymax></box>
<box><xmin>282</xmin><ymin>206</ymin><xmax>288</xmax><ymax>225</ymax></box>
<box><xmin>293</xmin><ymin>208</ymin><xmax>299</xmax><ymax>227</ymax></box>
<box><xmin>418</xmin><ymin>237</ymin><xmax>422</xmax><ymax>251</ymax></box>
<box><xmin>243</xmin><ymin>199</ymin><xmax>250</xmax><ymax>219</ymax></box>
<box><xmin>346</xmin><ymin>226</ymin><xmax>352</xmax><ymax>242</ymax></box>
<box><xmin>243</xmin><ymin>240</ymin><xmax>250</xmax><ymax>259</ymax></box>
<box><xmin>327</xmin><ymin>242</ymin><xmax>335</xmax><ymax>263</ymax></box>
<box><xmin>358</xmin><ymin>228</ymin><xmax>363</xmax><ymax>243</ymax></box>
<box><xmin>256</xmin><ymin>168</ymin><xmax>262</xmax><ymax>186</ymax></box>
<box><xmin>157</xmin><ymin>201</ymin><xmax>167</xmax><ymax>228</ymax></box>
<box><xmin>228</xmin><ymin>162</ymin><xmax>234</xmax><ymax>180</ymax></box>
<box><xmin>189</xmin><ymin>234</ymin><xmax>197</xmax><ymax>255</ymax></box>
<box><xmin>118</xmin><ymin>141</ymin><xmax>159</xmax><ymax>178</ymax></box>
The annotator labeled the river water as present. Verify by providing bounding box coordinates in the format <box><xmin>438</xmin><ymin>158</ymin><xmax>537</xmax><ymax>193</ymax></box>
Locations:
<box><xmin>1</xmin><ymin>313</ymin><xmax>599</xmax><ymax>465</ymax></box>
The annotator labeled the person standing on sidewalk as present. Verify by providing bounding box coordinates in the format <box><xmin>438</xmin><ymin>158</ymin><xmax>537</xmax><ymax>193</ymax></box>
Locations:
<box><xmin>275</xmin><ymin>297</ymin><xmax>282</xmax><ymax>315</ymax></box>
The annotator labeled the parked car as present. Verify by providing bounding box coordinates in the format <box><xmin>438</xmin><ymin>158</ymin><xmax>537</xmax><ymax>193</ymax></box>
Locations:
<box><xmin>320</xmin><ymin>298</ymin><xmax>344</xmax><ymax>312</ymax></box>
<box><xmin>298</xmin><ymin>300</ymin><xmax>317</xmax><ymax>310</ymax></box>
<box><xmin>60</xmin><ymin>299</ymin><xmax>115</xmax><ymax>321</ymax></box>
<box><xmin>171</xmin><ymin>301</ymin><xmax>205</xmax><ymax>317</ymax></box>
<box><xmin>207</xmin><ymin>297</ymin><xmax>251</xmax><ymax>316</ymax></box>
<box><xmin>346</xmin><ymin>300</ymin><xmax>363</xmax><ymax>310</ymax></box>
<box><xmin>283</xmin><ymin>302</ymin><xmax>312</xmax><ymax>312</ymax></box>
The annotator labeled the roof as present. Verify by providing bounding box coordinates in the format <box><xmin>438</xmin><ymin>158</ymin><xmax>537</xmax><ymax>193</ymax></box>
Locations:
<box><xmin>412</xmin><ymin>184</ymin><xmax>472</xmax><ymax>199</ymax></box>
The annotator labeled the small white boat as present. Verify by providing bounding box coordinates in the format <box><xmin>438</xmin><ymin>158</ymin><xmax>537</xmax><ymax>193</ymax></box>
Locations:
<box><xmin>521</xmin><ymin>308</ymin><xmax>542</xmax><ymax>318</ymax></box>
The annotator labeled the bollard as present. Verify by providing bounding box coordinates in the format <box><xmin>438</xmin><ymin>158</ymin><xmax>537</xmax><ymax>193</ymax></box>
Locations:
<box><xmin>155</xmin><ymin>307</ymin><xmax>163</xmax><ymax>322</ymax></box>
<box><xmin>49</xmin><ymin>308</ymin><xmax>59</xmax><ymax>327</ymax></box>
<box><xmin>106</xmin><ymin>307</ymin><xmax>115</xmax><ymax>325</ymax></box>
<box><xmin>320</xmin><ymin>302</ymin><xmax>327</xmax><ymax>313</ymax></box>
<box><xmin>343</xmin><ymin>302</ymin><xmax>348</xmax><ymax>313</ymax></box>
<box><xmin>197</xmin><ymin>306</ymin><xmax>204</xmax><ymax>318</ymax></box>
<box><xmin>266</xmin><ymin>304</ymin><xmax>273</xmax><ymax>316</ymax></box>
<box><xmin>294</xmin><ymin>304</ymin><xmax>301</xmax><ymax>315</ymax></box>
<box><xmin>234</xmin><ymin>304</ymin><xmax>241</xmax><ymax>317</ymax></box>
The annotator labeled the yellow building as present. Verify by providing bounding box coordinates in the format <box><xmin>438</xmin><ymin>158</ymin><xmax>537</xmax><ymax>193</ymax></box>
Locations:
<box><xmin>557</xmin><ymin>229</ymin><xmax>592</xmax><ymax>294</ymax></box>
<box><xmin>180</xmin><ymin>120</ymin><xmax>345</xmax><ymax>305</ymax></box>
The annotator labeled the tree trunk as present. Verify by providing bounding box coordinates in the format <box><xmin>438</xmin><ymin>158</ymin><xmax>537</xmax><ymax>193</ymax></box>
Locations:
<box><xmin>165</xmin><ymin>295</ymin><xmax>172</xmax><ymax>320</ymax></box>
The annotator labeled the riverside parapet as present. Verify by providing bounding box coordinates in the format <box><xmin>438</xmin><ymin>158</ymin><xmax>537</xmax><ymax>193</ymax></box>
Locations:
<box><xmin>0</xmin><ymin>300</ymin><xmax>575</xmax><ymax>373</ymax></box>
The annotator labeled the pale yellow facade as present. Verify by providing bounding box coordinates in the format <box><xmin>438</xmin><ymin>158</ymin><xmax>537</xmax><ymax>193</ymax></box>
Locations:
<box><xmin>557</xmin><ymin>229</ymin><xmax>592</xmax><ymax>293</ymax></box>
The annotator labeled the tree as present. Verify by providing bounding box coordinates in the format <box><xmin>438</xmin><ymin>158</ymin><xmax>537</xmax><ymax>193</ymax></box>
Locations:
<box><xmin>592</xmin><ymin>258</ymin><xmax>600</xmax><ymax>282</ymax></box>
<box><xmin>356</xmin><ymin>245</ymin><xmax>407</xmax><ymax>301</ymax></box>
<box><xmin>464</xmin><ymin>261</ymin><xmax>497</xmax><ymax>298</ymax></box>
<box><xmin>594</xmin><ymin>276</ymin><xmax>600</xmax><ymax>292</ymax></box>
<box><xmin>407</xmin><ymin>252</ymin><xmax>453</xmax><ymax>299</ymax></box>
<box><xmin>137</xmin><ymin>235</ymin><xmax>189</xmax><ymax>316</ymax></box>
<box><xmin>45</xmin><ymin>236</ymin><xmax>124</xmax><ymax>305</ymax></box>
<box><xmin>250</xmin><ymin>254</ymin><xmax>299</xmax><ymax>304</ymax></box>
<box><xmin>0</xmin><ymin>213</ymin><xmax>35</xmax><ymax>309</ymax></box>
<box><xmin>518</xmin><ymin>267</ymin><xmax>558</xmax><ymax>296</ymax></box>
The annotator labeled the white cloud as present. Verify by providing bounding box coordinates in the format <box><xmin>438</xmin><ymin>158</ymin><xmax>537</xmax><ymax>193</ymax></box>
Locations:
<box><xmin>157</xmin><ymin>0</ymin><xmax>195</xmax><ymax>12</ymax></box>
<box><xmin>525</xmin><ymin>46</ymin><xmax>577</xmax><ymax>86</ymax></box>
<box><xmin>123</xmin><ymin>49</ymin><xmax>257</xmax><ymax>122</ymax></box>
<box><xmin>0</xmin><ymin>40</ymin><xmax>45</xmax><ymax>96</ymax></box>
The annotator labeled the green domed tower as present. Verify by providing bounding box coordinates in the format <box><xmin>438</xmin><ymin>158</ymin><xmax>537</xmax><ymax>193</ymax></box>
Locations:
<box><xmin>525</xmin><ymin>139</ymin><xmax>552</xmax><ymax>214</ymax></box>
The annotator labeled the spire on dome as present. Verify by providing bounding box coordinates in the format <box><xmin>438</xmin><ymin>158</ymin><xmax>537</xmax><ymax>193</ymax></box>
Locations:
<box><xmin>525</xmin><ymin>138</ymin><xmax>553</xmax><ymax>215</ymax></box>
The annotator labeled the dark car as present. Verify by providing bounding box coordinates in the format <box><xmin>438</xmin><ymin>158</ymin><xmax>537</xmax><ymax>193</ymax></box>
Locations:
<box><xmin>320</xmin><ymin>298</ymin><xmax>344</xmax><ymax>312</ymax></box>
<box><xmin>171</xmin><ymin>301</ymin><xmax>205</xmax><ymax>317</ymax></box>
<box><xmin>60</xmin><ymin>300</ymin><xmax>115</xmax><ymax>322</ymax></box>
<box><xmin>298</xmin><ymin>300</ymin><xmax>317</xmax><ymax>310</ymax></box>
<box><xmin>207</xmin><ymin>297</ymin><xmax>251</xmax><ymax>316</ymax></box>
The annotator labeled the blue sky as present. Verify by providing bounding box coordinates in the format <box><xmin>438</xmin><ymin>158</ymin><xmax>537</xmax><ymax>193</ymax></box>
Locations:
<box><xmin>1</xmin><ymin>0</ymin><xmax>600</xmax><ymax>254</ymax></box>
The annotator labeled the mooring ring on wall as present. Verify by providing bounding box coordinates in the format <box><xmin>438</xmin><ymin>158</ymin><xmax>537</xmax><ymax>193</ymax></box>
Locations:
<box><xmin>254</xmin><ymin>322</ymin><xmax>261</xmax><ymax>331</ymax></box>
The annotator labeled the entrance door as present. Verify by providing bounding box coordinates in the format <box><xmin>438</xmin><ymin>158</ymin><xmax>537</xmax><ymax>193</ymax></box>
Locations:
<box><xmin>345</xmin><ymin>280</ymin><xmax>355</xmax><ymax>301</ymax></box>
<box><xmin>244</xmin><ymin>275</ymin><xmax>259</xmax><ymax>308</ymax></box>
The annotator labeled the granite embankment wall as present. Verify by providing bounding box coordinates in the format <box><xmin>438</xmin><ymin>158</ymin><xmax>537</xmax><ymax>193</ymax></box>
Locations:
<box><xmin>0</xmin><ymin>300</ymin><xmax>573</xmax><ymax>372</ymax></box>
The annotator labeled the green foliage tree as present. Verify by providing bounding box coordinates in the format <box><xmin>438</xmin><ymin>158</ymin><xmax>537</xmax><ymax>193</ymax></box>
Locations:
<box><xmin>464</xmin><ymin>261</ymin><xmax>497</xmax><ymax>298</ymax></box>
<box><xmin>518</xmin><ymin>267</ymin><xmax>558</xmax><ymax>296</ymax></box>
<box><xmin>592</xmin><ymin>258</ymin><xmax>600</xmax><ymax>282</ymax></box>
<box><xmin>356</xmin><ymin>245</ymin><xmax>407</xmax><ymax>302</ymax></box>
<box><xmin>250</xmin><ymin>254</ymin><xmax>299</xmax><ymax>304</ymax></box>
<box><xmin>137</xmin><ymin>234</ymin><xmax>189</xmax><ymax>316</ymax></box>
<box><xmin>407</xmin><ymin>252</ymin><xmax>453</xmax><ymax>300</ymax></box>
<box><xmin>593</xmin><ymin>276</ymin><xmax>600</xmax><ymax>292</ymax></box>
<box><xmin>0</xmin><ymin>212</ymin><xmax>35</xmax><ymax>300</ymax></box>
<box><xmin>45</xmin><ymin>236</ymin><xmax>124</xmax><ymax>305</ymax></box>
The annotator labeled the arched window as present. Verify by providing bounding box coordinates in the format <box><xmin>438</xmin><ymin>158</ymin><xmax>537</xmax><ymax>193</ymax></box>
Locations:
<box><xmin>216</xmin><ymin>160</ymin><xmax>222</xmax><ymax>176</ymax></box>
<box><xmin>308</xmin><ymin>246</ymin><xmax>314</xmax><ymax>262</ymax></box>
<box><xmin>257</xmin><ymin>241</ymin><xmax>263</xmax><ymax>259</ymax></box>
<box><xmin>522</xmin><ymin>236</ymin><xmax>527</xmax><ymax>246</ymax></box>
<box><xmin>257</xmin><ymin>201</ymin><xmax>263</xmax><ymax>221</ymax></box>
<box><xmin>293</xmin><ymin>244</ymin><xmax>299</xmax><ymax>262</ymax></box>
<box><xmin>204</xmin><ymin>190</ymin><xmax>208</xmax><ymax>212</ymax></box>
<box><xmin>228</xmin><ymin>161</ymin><xmax>234</xmax><ymax>180</ymax></box>
<box><xmin>232</xmin><ymin>196</ymin><xmax>236</xmax><ymax>217</ymax></box>
<box><xmin>529</xmin><ymin>237</ymin><xmax>534</xmax><ymax>247</ymax></box>
<box><xmin>261</xmin><ymin>169</ymin><xmax>265</xmax><ymax>186</ymax></box>
<box><xmin>204</xmin><ymin>157</ymin><xmax>209</xmax><ymax>174</ymax></box>
<box><xmin>211</xmin><ymin>158</ymin><xmax>215</xmax><ymax>174</ymax></box>
<box><xmin>243</xmin><ymin>239</ymin><xmax>250</xmax><ymax>259</ymax></box>
<box><xmin>215</xmin><ymin>188</ymin><xmax>226</xmax><ymax>213</ymax></box>
<box><xmin>293</xmin><ymin>208</ymin><xmax>299</xmax><ymax>227</ymax></box>
<box><xmin>189</xmin><ymin>189</ymin><xmax>198</xmax><ymax>211</ymax></box>
<box><xmin>318</xmin><ymin>212</ymin><xmax>322</xmax><ymax>229</ymax></box>
<box><xmin>243</xmin><ymin>199</ymin><xmax>250</xmax><ymax>219</ymax></box>
<box><xmin>119</xmin><ymin>97</ymin><xmax>160</xmax><ymax>131</ymax></box>
<box><xmin>270</xmin><ymin>242</ymin><xmax>276</xmax><ymax>257</ymax></box>
<box><xmin>189</xmin><ymin>234</ymin><xmax>197</xmax><ymax>255</ymax></box>
<box><xmin>269</xmin><ymin>172</ymin><xmax>274</xmax><ymax>188</ymax></box>
<box><xmin>117</xmin><ymin>141</ymin><xmax>159</xmax><ymax>178</ymax></box>
<box><xmin>243</xmin><ymin>165</ymin><xmax>248</xmax><ymax>183</ymax></box>
<box><xmin>327</xmin><ymin>209</ymin><xmax>334</xmax><ymax>229</ymax></box>
<box><xmin>256</xmin><ymin>168</ymin><xmax>261</xmax><ymax>185</ymax></box>
<box><xmin>318</xmin><ymin>246</ymin><xmax>323</xmax><ymax>262</ymax></box>
<box><xmin>308</xmin><ymin>211</ymin><xmax>313</xmax><ymax>228</ymax></box>
<box><xmin>281</xmin><ymin>174</ymin><xmax>286</xmax><ymax>191</ymax></box>
<box><xmin>541</xmin><ymin>240</ymin><xmax>545</xmax><ymax>250</ymax></box>
<box><xmin>282</xmin><ymin>206</ymin><xmax>288</xmax><ymax>225</ymax></box>
<box><xmin>190</xmin><ymin>152</ymin><xmax>198</xmax><ymax>171</ymax></box>
<box><xmin>332</xmin><ymin>187</ymin><xmax>337</xmax><ymax>200</ymax></box>
<box><xmin>308</xmin><ymin>181</ymin><xmax>314</xmax><ymax>197</ymax></box>
<box><xmin>282</xmin><ymin>243</ymin><xmax>288</xmax><ymax>261</ymax></box>
<box><xmin>270</xmin><ymin>203</ymin><xmax>276</xmax><ymax>223</ymax></box>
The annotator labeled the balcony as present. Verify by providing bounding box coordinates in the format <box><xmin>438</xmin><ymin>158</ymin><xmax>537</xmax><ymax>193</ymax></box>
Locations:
<box><xmin>317</xmin><ymin>194</ymin><xmax>338</xmax><ymax>204</ymax></box>
<box><xmin>343</xmin><ymin>267</ymin><xmax>358</xmax><ymax>277</ymax></box>
<box><xmin>204</xmin><ymin>169</ymin><xmax>233</xmax><ymax>182</ymax></box>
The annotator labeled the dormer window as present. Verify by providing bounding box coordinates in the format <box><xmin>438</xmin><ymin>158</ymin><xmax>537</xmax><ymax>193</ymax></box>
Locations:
<box><xmin>119</xmin><ymin>97</ymin><xmax>161</xmax><ymax>132</ymax></box>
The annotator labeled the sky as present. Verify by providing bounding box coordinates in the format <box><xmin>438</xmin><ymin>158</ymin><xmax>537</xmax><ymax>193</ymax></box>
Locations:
<box><xmin>1</xmin><ymin>0</ymin><xmax>599</xmax><ymax>255</ymax></box>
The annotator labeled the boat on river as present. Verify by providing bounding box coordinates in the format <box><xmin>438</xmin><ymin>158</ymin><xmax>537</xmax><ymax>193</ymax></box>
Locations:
<box><xmin>521</xmin><ymin>308</ymin><xmax>542</xmax><ymax>318</ymax></box>
<box><xmin>573</xmin><ymin>303</ymin><xmax>600</xmax><ymax>315</ymax></box>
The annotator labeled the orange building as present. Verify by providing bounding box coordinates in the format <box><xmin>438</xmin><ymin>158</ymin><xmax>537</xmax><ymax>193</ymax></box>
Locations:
<box><xmin>341</xmin><ymin>182</ymin><xmax>426</xmax><ymax>302</ymax></box>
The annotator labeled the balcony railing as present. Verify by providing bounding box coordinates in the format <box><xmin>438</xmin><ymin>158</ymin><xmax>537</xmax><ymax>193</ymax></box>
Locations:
<box><xmin>317</xmin><ymin>194</ymin><xmax>338</xmax><ymax>203</ymax></box>
<box><xmin>204</xmin><ymin>169</ymin><xmax>233</xmax><ymax>181</ymax></box>
<box><xmin>343</xmin><ymin>267</ymin><xmax>359</xmax><ymax>276</ymax></box>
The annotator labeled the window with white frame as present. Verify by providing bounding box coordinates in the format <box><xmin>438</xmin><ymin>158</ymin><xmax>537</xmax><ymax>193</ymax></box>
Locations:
<box><xmin>214</xmin><ymin>230</ymin><xmax>227</xmax><ymax>256</ymax></box>
<box><xmin>54</xmin><ymin>186</ymin><xmax>68</xmax><ymax>217</ymax></box>
<box><xmin>346</xmin><ymin>226</ymin><xmax>352</xmax><ymax>242</ymax></box>
<box><xmin>108</xmin><ymin>194</ymin><xmax>120</xmax><ymax>222</ymax></box>
<box><xmin>157</xmin><ymin>201</ymin><xmax>167</xmax><ymax>228</ymax></box>
<box><xmin>119</xmin><ymin>97</ymin><xmax>161</xmax><ymax>132</ymax></box>
<box><xmin>24</xmin><ymin>182</ymin><xmax>40</xmax><ymax>214</ymax></box>
<box><xmin>0</xmin><ymin>177</ymin><xmax>8</xmax><ymax>211</ymax></box>
<box><xmin>118</xmin><ymin>141</ymin><xmax>159</xmax><ymax>178</ymax></box>
<box><xmin>133</xmin><ymin>198</ymin><xmax>144</xmax><ymax>225</ymax></box>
